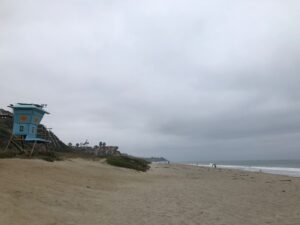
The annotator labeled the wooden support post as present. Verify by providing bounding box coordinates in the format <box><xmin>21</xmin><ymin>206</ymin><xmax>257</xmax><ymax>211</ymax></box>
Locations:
<box><xmin>30</xmin><ymin>141</ymin><xmax>37</xmax><ymax>157</ymax></box>
<box><xmin>11</xmin><ymin>140</ymin><xmax>25</xmax><ymax>153</ymax></box>
<box><xmin>4</xmin><ymin>134</ymin><xmax>13</xmax><ymax>152</ymax></box>
<box><xmin>21</xmin><ymin>136</ymin><xmax>24</xmax><ymax>151</ymax></box>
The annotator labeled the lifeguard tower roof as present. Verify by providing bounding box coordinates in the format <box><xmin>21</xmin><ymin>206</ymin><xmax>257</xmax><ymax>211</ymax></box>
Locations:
<box><xmin>9</xmin><ymin>103</ymin><xmax>49</xmax><ymax>114</ymax></box>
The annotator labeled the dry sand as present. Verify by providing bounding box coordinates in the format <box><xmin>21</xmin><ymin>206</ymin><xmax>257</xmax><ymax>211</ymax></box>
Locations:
<box><xmin>0</xmin><ymin>158</ymin><xmax>299</xmax><ymax>225</ymax></box>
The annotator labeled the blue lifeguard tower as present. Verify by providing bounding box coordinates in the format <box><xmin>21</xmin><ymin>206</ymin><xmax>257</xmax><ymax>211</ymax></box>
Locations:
<box><xmin>5</xmin><ymin>103</ymin><xmax>50</xmax><ymax>154</ymax></box>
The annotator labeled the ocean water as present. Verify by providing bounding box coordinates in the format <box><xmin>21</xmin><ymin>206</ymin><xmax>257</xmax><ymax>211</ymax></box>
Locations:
<box><xmin>188</xmin><ymin>160</ymin><xmax>300</xmax><ymax>177</ymax></box>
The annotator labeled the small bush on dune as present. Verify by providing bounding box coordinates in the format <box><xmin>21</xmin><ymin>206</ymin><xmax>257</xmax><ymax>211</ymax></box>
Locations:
<box><xmin>32</xmin><ymin>151</ymin><xmax>61</xmax><ymax>162</ymax></box>
<box><xmin>106</xmin><ymin>155</ymin><xmax>151</xmax><ymax>172</ymax></box>
<box><xmin>0</xmin><ymin>151</ymin><xmax>17</xmax><ymax>158</ymax></box>
<box><xmin>0</xmin><ymin>150</ymin><xmax>61</xmax><ymax>162</ymax></box>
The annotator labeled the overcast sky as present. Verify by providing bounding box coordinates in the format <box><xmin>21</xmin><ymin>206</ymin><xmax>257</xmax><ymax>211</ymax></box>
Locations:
<box><xmin>1</xmin><ymin>0</ymin><xmax>300</xmax><ymax>161</ymax></box>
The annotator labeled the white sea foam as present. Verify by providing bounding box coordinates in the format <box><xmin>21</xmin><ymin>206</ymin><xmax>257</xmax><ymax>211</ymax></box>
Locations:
<box><xmin>189</xmin><ymin>163</ymin><xmax>300</xmax><ymax>177</ymax></box>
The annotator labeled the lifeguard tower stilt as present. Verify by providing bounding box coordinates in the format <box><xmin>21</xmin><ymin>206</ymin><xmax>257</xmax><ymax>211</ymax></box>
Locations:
<box><xmin>4</xmin><ymin>103</ymin><xmax>51</xmax><ymax>156</ymax></box>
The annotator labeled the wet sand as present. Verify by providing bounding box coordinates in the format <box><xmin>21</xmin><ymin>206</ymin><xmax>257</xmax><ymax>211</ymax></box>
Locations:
<box><xmin>0</xmin><ymin>158</ymin><xmax>299</xmax><ymax>225</ymax></box>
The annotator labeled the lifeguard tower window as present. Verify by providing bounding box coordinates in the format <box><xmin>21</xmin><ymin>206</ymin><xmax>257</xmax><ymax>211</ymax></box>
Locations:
<box><xmin>32</xmin><ymin>127</ymin><xmax>35</xmax><ymax>133</ymax></box>
<box><xmin>20</xmin><ymin>125</ymin><xmax>24</xmax><ymax>132</ymax></box>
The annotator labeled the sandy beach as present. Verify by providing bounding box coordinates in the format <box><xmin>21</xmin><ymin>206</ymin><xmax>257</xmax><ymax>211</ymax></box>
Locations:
<box><xmin>0</xmin><ymin>158</ymin><xmax>299</xmax><ymax>225</ymax></box>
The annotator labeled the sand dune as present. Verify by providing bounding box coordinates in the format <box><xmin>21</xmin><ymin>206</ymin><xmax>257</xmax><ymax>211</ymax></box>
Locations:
<box><xmin>0</xmin><ymin>159</ymin><xmax>299</xmax><ymax>225</ymax></box>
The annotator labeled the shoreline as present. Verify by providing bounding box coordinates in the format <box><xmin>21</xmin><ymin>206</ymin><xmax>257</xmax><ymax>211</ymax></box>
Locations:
<box><xmin>185</xmin><ymin>162</ymin><xmax>300</xmax><ymax>177</ymax></box>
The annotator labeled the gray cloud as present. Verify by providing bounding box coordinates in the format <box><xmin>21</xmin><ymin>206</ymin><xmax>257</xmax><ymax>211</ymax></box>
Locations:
<box><xmin>1</xmin><ymin>0</ymin><xmax>300</xmax><ymax>161</ymax></box>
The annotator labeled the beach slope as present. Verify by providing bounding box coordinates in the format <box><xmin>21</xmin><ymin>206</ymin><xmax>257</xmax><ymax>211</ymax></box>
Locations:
<box><xmin>0</xmin><ymin>159</ymin><xmax>299</xmax><ymax>225</ymax></box>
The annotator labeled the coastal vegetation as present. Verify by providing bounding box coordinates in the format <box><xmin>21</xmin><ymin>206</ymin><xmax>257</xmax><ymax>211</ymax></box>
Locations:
<box><xmin>106</xmin><ymin>155</ymin><xmax>151</xmax><ymax>172</ymax></box>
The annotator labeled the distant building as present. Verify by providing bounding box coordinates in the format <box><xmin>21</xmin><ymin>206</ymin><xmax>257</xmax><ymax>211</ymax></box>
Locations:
<box><xmin>95</xmin><ymin>146</ymin><xmax>120</xmax><ymax>156</ymax></box>
<box><xmin>0</xmin><ymin>109</ymin><xmax>13</xmax><ymax>119</ymax></box>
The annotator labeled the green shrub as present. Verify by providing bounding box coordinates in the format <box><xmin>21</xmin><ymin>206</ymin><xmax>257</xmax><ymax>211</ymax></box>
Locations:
<box><xmin>106</xmin><ymin>155</ymin><xmax>151</xmax><ymax>172</ymax></box>
<box><xmin>0</xmin><ymin>151</ymin><xmax>17</xmax><ymax>158</ymax></box>
<box><xmin>32</xmin><ymin>151</ymin><xmax>61</xmax><ymax>162</ymax></box>
<box><xmin>0</xmin><ymin>150</ymin><xmax>61</xmax><ymax>162</ymax></box>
